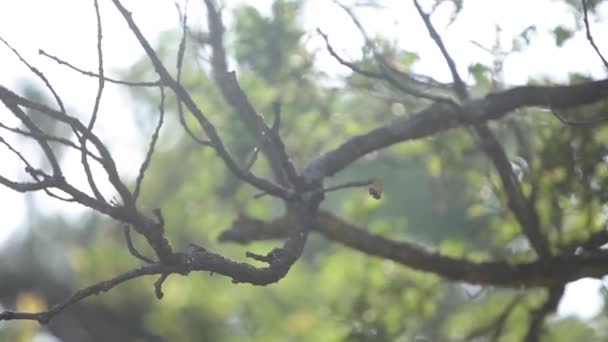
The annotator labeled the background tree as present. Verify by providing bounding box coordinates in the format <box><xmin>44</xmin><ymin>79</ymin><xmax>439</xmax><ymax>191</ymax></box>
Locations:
<box><xmin>1</xmin><ymin>0</ymin><xmax>608</xmax><ymax>341</ymax></box>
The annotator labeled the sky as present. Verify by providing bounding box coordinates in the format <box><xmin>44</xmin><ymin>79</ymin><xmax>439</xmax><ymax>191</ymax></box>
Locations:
<box><xmin>0</xmin><ymin>0</ymin><xmax>607</xmax><ymax>321</ymax></box>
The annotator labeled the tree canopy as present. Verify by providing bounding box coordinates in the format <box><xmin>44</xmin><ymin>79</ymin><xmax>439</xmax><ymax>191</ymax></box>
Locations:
<box><xmin>1</xmin><ymin>0</ymin><xmax>608</xmax><ymax>341</ymax></box>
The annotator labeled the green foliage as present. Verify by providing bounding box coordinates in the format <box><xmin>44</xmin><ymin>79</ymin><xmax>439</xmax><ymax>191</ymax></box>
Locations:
<box><xmin>234</xmin><ymin>0</ymin><xmax>311</xmax><ymax>83</ymax></box>
<box><xmin>552</xmin><ymin>25</ymin><xmax>574</xmax><ymax>47</ymax></box>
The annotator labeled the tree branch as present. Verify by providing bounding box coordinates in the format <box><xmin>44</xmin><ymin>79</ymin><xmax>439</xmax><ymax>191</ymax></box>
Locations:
<box><xmin>218</xmin><ymin>211</ymin><xmax>608</xmax><ymax>287</ymax></box>
<box><xmin>110</xmin><ymin>0</ymin><xmax>291</xmax><ymax>199</ymax></box>
<box><xmin>582</xmin><ymin>0</ymin><xmax>608</xmax><ymax>68</ymax></box>
<box><xmin>410</xmin><ymin>0</ymin><xmax>552</xmax><ymax>258</ymax></box>
<box><xmin>133</xmin><ymin>85</ymin><xmax>165</xmax><ymax>202</ymax></box>
<box><xmin>523</xmin><ymin>285</ymin><xmax>565</xmax><ymax>342</ymax></box>
<box><xmin>40</xmin><ymin>49</ymin><xmax>161</xmax><ymax>87</ymax></box>
<box><xmin>204</xmin><ymin>0</ymin><xmax>299</xmax><ymax>188</ymax></box>
<box><xmin>0</xmin><ymin>264</ymin><xmax>167</xmax><ymax>324</ymax></box>
<box><xmin>302</xmin><ymin>79</ymin><xmax>608</xmax><ymax>180</ymax></box>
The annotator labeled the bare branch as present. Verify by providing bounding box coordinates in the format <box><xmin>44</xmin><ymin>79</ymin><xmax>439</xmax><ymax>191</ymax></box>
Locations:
<box><xmin>75</xmin><ymin>0</ymin><xmax>107</xmax><ymax>204</ymax></box>
<box><xmin>0</xmin><ymin>122</ymin><xmax>102</xmax><ymax>162</ymax></box>
<box><xmin>476</xmin><ymin>126</ymin><xmax>550</xmax><ymax>256</ymax></box>
<box><xmin>204</xmin><ymin>0</ymin><xmax>300</xmax><ymax>187</ymax></box>
<box><xmin>40</xmin><ymin>49</ymin><xmax>161</xmax><ymax>87</ymax></box>
<box><xmin>0</xmin><ymin>85</ymin><xmax>134</xmax><ymax>205</ymax></box>
<box><xmin>218</xmin><ymin>211</ymin><xmax>608</xmax><ymax>287</ymax></box>
<box><xmin>464</xmin><ymin>294</ymin><xmax>523</xmax><ymax>341</ymax></box>
<box><xmin>133</xmin><ymin>85</ymin><xmax>165</xmax><ymax>202</ymax></box>
<box><xmin>549</xmin><ymin>106</ymin><xmax>608</xmax><ymax>126</ymax></box>
<box><xmin>318</xmin><ymin>29</ymin><xmax>454</xmax><ymax>105</ymax></box>
<box><xmin>412</xmin><ymin>0</ymin><xmax>468</xmax><ymax>100</ymax></box>
<box><xmin>89</xmin><ymin>0</ymin><xmax>104</xmax><ymax>131</ymax></box>
<box><xmin>302</xmin><ymin>79</ymin><xmax>608</xmax><ymax>180</ymax></box>
<box><xmin>0</xmin><ymin>37</ymin><xmax>87</xmax><ymax>203</ymax></box>
<box><xmin>409</xmin><ymin>0</ymin><xmax>551</xmax><ymax>257</ymax></box>
<box><xmin>523</xmin><ymin>285</ymin><xmax>565</xmax><ymax>342</ymax></box>
<box><xmin>0</xmin><ymin>135</ymin><xmax>76</xmax><ymax>202</ymax></box>
<box><xmin>307</xmin><ymin>178</ymin><xmax>374</xmax><ymax>197</ymax></box>
<box><xmin>0</xmin><ymin>136</ymin><xmax>38</xmax><ymax>173</ymax></box>
<box><xmin>320</xmin><ymin>6</ymin><xmax>456</xmax><ymax>105</ymax></box>
<box><xmin>582</xmin><ymin>0</ymin><xmax>608</xmax><ymax>69</ymax></box>
<box><xmin>0</xmin><ymin>36</ymin><xmax>67</xmax><ymax>114</ymax></box>
<box><xmin>0</xmin><ymin>264</ymin><xmax>168</xmax><ymax>323</ymax></box>
<box><xmin>1</xmin><ymin>99</ymin><xmax>62</xmax><ymax>176</ymax></box>
<box><xmin>110</xmin><ymin>0</ymin><xmax>291</xmax><ymax>199</ymax></box>
<box><xmin>123</xmin><ymin>225</ymin><xmax>154</xmax><ymax>264</ymax></box>
<box><xmin>174</xmin><ymin>1</ymin><xmax>213</xmax><ymax>147</ymax></box>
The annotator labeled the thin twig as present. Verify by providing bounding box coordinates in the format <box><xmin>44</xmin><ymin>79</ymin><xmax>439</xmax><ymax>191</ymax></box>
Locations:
<box><xmin>0</xmin><ymin>35</ymin><xmax>85</xmax><ymax>196</ymax></box>
<box><xmin>123</xmin><ymin>225</ymin><xmax>154</xmax><ymax>263</ymax></box>
<box><xmin>0</xmin><ymin>136</ymin><xmax>38</xmax><ymax>173</ymax></box>
<box><xmin>90</xmin><ymin>0</ymin><xmax>104</xmax><ymax>131</ymax></box>
<box><xmin>476</xmin><ymin>125</ymin><xmax>550</xmax><ymax>257</ymax></box>
<box><xmin>0</xmin><ymin>85</ymin><xmax>134</xmax><ymax>205</ymax></box>
<box><xmin>174</xmin><ymin>0</ymin><xmax>212</xmax><ymax>146</ymax></box>
<box><xmin>464</xmin><ymin>294</ymin><xmax>523</xmax><ymax>341</ymax></box>
<box><xmin>317</xmin><ymin>27</ymin><xmax>455</xmax><ymax>106</ymax></box>
<box><xmin>0</xmin><ymin>122</ymin><xmax>103</xmax><ymax>162</ymax></box>
<box><xmin>0</xmin><ymin>140</ymin><xmax>75</xmax><ymax>202</ymax></box>
<box><xmin>133</xmin><ymin>85</ymin><xmax>165</xmax><ymax>201</ymax></box>
<box><xmin>307</xmin><ymin>178</ymin><xmax>374</xmax><ymax>197</ymax></box>
<box><xmin>40</xmin><ymin>50</ymin><xmax>161</xmax><ymax>86</ymax></box>
<box><xmin>112</xmin><ymin>0</ymin><xmax>290</xmax><ymax>199</ymax></box>
<box><xmin>412</xmin><ymin>0</ymin><xmax>468</xmax><ymax>100</ymax></box>
<box><xmin>0</xmin><ymin>136</ymin><xmax>57</xmax><ymax>192</ymax></box>
<box><xmin>550</xmin><ymin>106</ymin><xmax>608</xmax><ymax>126</ymax></box>
<box><xmin>333</xmin><ymin>2</ymin><xmax>457</xmax><ymax>105</ymax></box>
<box><xmin>1</xmin><ymin>98</ymin><xmax>62</xmax><ymax>176</ymax></box>
<box><xmin>0</xmin><ymin>36</ymin><xmax>67</xmax><ymax>114</ymax></box>
<box><xmin>582</xmin><ymin>0</ymin><xmax>608</xmax><ymax>68</ymax></box>
<box><xmin>79</xmin><ymin>0</ymin><xmax>106</xmax><ymax>203</ymax></box>
<box><xmin>0</xmin><ymin>264</ymin><xmax>167</xmax><ymax>323</ymax></box>
<box><xmin>523</xmin><ymin>285</ymin><xmax>565</xmax><ymax>342</ymax></box>
<box><xmin>204</xmin><ymin>0</ymin><xmax>300</xmax><ymax>187</ymax></box>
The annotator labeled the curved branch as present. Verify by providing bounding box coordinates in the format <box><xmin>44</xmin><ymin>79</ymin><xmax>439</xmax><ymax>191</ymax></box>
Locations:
<box><xmin>133</xmin><ymin>85</ymin><xmax>165</xmax><ymax>202</ymax></box>
<box><xmin>0</xmin><ymin>264</ymin><xmax>167</xmax><ymax>323</ymax></box>
<box><xmin>218</xmin><ymin>211</ymin><xmax>608</xmax><ymax>287</ymax></box>
<box><xmin>302</xmin><ymin>79</ymin><xmax>608</xmax><ymax>179</ymax></box>
<box><xmin>582</xmin><ymin>0</ymin><xmax>608</xmax><ymax>68</ymax></box>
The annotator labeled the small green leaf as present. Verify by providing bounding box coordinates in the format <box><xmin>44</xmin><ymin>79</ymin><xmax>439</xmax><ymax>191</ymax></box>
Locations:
<box><xmin>468</xmin><ymin>63</ymin><xmax>492</xmax><ymax>87</ymax></box>
<box><xmin>552</xmin><ymin>26</ymin><xmax>573</xmax><ymax>47</ymax></box>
